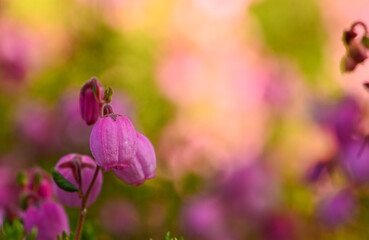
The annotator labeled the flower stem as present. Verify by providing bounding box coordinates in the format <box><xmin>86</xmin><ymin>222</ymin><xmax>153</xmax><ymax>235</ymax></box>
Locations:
<box><xmin>351</xmin><ymin>21</ymin><xmax>368</xmax><ymax>36</ymax></box>
<box><xmin>74</xmin><ymin>165</ymin><xmax>101</xmax><ymax>240</ymax></box>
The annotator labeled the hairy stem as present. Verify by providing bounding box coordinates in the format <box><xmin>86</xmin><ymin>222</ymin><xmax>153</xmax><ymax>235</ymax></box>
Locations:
<box><xmin>74</xmin><ymin>166</ymin><xmax>101</xmax><ymax>240</ymax></box>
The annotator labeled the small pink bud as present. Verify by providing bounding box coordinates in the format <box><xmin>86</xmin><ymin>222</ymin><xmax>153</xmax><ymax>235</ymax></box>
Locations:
<box><xmin>90</xmin><ymin>114</ymin><xmax>137</xmax><ymax>171</ymax></box>
<box><xmin>343</xmin><ymin>30</ymin><xmax>357</xmax><ymax>45</ymax></box>
<box><xmin>25</xmin><ymin>168</ymin><xmax>53</xmax><ymax>200</ymax></box>
<box><xmin>348</xmin><ymin>41</ymin><xmax>368</xmax><ymax>63</ymax></box>
<box><xmin>113</xmin><ymin>132</ymin><xmax>156</xmax><ymax>186</ymax></box>
<box><xmin>24</xmin><ymin>201</ymin><xmax>70</xmax><ymax>240</ymax></box>
<box><xmin>53</xmin><ymin>153</ymin><xmax>103</xmax><ymax>208</ymax></box>
<box><xmin>79</xmin><ymin>77</ymin><xmax>104</xmax><ymax>125</ymax></box>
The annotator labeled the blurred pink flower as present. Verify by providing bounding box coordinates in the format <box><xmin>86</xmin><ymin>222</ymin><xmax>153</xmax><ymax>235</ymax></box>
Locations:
<box><xmin>25</xmin><ymin>167</ymin><xmax>54</xmax><ymax>200</ymax></box>
<box><xmin>0</xmin><ymin>167</ymin><xmax>18</xmax><ymax>208</ymax></box>
<box><xmin>262</xmin><ymin>214</ymin><xmax>298</xmax><ymax>240</ymax></box>
<box><xmin>55</xmin><ymin>91</ymin><xmax>93</xmax><ymax>151</ymax></box>
<box><xmin>24</xmin><ymin>201</ymin><xmax>70</xmax><ymax>240</ymax></box>
<box><xmin>219</xmin><ymin>161</ymin><xmax>280</xmax><ymax>220</ymax></box>
<box><xmin>0</xmin><ymin>20</ymin><xmax>32</xmax><ymax>83</ymax></box>
<box><xmin>15</xmin><ymin>101</ymin><xmax>58</xmax><ymax>150</ymax></box>
<box><xmin>181</xmin><ymin>196</ymin><xmax>235</xmax><ymax>240</ymax></box>
<box><xmin>316</xmin><ymin>189</ymin><xmax>357</xmax><ymax>228</ymax></box>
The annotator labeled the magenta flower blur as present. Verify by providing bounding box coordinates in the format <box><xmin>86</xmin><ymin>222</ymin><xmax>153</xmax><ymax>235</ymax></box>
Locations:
<box><xmin>90</xmin><ymin>114</ymin><xmax>137</xmax><ymax>171</ymax></box>
<box><xmin>339</xmin><ymin>139</ymin><xmax>369</xmax><ymax>184</ymax></box>
<box><xmin>314</xmin><ymin>96</ymin><xmax>361</xmax><ymax>147</ymax></box>
<box><xmin>53</xmin><ymin>153</ymin><xmax>102</xmax><ymax>208</ymax></box>
<box><xmin>181</xmin><ymin>196</ymin><xmax>233</xmax><ymax>240</ymax></box>
<box><xmin>220</xmin><ymin>162</ymin><xmax>280</xmax><ymax>220</ymax></box>
<box><xmin>24</xmin><ymin>201</ymin><xmax>70</xmax><ymax>240</ymax></box>
<box><xmin>80</xmin><ymin>77</ymin><xmax>104</xmax><ymax>125</ymax></box>
<box><xmin>0</xmin><ymin>167</ymin><xmax>19</xmax><ymax>208</ymax></box>
<box><xmin>113</xmin><ymin>132</ymin><xmax>156</xmax><ymax>186</ymax></box>
<box><xmin>317</xmin><ymin>190</ymin><xmax>357</xmax><ymax>227</ymax></box>
<box><xmin>25</xmin><ymin>168</ymin><xmax>53</xmax><ymax>200</ymax></box>
<box><xmin>0</xmin><ymin>24</ymin><xmax>30</xmax><ymax>82</ymax></box>
<box><xmin>56</xmin><ymin>92</ymin><xmax>93</xmax><ymax>150</ymax></box>
<box><xmin>262</xmin><ymin>214</ymin><xmax>297</xmax><ymax>240</ymax></box>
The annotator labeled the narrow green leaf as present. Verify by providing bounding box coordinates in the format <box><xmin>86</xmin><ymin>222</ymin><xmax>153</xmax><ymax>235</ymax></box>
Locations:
<box><xmin>62</xmin><ymin>231</ymin><xmax>69</xmax><ymax>240</ymax></box>
<box><xmin>52</xmin><ymin>169</ymin><xmax>78</xmax><ymax>192</ymax></box>
<box><xmin>16</xmin><ymin>171</ymin><xmax>27</xmax><ymax>187</ymax></box>
<box><xmin>26</xmin><ymin>228</ymin><xmax>38</xmax><ymax>240</ymax></box>
<box><xmin>92</xmin><ymin>81</ymin><xmax>98</xmax><ymax>99</ymax></box>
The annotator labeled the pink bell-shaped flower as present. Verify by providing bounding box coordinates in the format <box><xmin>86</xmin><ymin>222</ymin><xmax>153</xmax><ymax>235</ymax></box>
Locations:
<box><xmin>79</xmin><ymin>77</ymin><xmax>104</xmax><ymax>125</ymax></box>
<box><xmin>24</xmin><ymin>201</ymin><xmax>70</xmax><ymax>240</ymax></box>
<box><xmin>113</xmin><ymin>132</ymin><xmax>156</xmax><ymax>186</ymax></box>
<box><xmin>90</xmin><ymin>114</ymin><xmax>137</xmax><ymax>171</ymax></box>
<box><xmin>52</xmin><ymin>153</ymin><xmax>103</xmax><ymax>208</ymax></box>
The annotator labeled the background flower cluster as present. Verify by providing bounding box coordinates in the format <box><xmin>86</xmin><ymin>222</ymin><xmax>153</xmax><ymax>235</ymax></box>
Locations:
<box><xmin>1</xmin><ymin>0</ymin><xmax>369</xmax><ymax>239</ymax></box>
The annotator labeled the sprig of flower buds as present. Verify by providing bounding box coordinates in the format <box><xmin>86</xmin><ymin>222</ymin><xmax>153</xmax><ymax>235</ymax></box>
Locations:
<box><xmin>342</xmin><ymin>21</ymin><xmax>369</xmax><ymax>72</ymax></box>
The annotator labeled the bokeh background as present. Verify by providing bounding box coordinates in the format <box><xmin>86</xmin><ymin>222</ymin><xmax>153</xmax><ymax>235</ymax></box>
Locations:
<box><xmin>1</xmin><ymin>0</ymin><xmax>369</xmax><ymax>239</ymax></box>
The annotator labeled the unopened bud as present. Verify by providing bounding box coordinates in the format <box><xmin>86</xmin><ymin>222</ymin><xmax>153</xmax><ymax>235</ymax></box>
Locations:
<box><xmin>80</xmin><ymin>77</ymin><xmax>104</xmax><ymax>125</ymax></box>
<box><xmin>341</xmin><ymin>55</ymin><xmax>357</xmax><ymax>72</ymax></box>
<box><xmin>348</xmin><ymin>41</ymin><xmax>368</xmax><ymax>63</ymax></box>
<box><xmin>343</xmin><ymin>30</ymin><xmax>357</xmax><ymax>45</ymax></box>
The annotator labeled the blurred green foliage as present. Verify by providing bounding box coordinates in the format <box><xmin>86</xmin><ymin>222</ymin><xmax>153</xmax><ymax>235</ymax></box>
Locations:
<box><xmin>250</xmin><ymin>0</ymin><xmax>326</xmax><ymax>84</ymax></box>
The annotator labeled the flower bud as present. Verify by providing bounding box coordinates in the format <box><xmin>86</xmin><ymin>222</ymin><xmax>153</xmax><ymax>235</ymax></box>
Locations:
<box><xmin>348</xmin><ymin>41</ymin><xmax>368</xmax><ymax>63</ymax></box>
<box><xmin>24</xmin><ymin>201</ymin><xmax>70</xmax><ymax>240</ymax></box>
<box><xmin>113</xmin><ymin>132</ymin><xmax>156</xmax><ymax>186</ymax></box>
<box><xmin>53</xmin><ymin>153</ymin><xmax>103</xmax><ymax>208</ymax></box>
<box><xmin>80</xmin><ymin>77</ymin><xmax>104</xmax><ymax>125</ymax></box>
<box><xmin>25</xmin><ymin>168</ymin><xmax>53</xmax><ymax>200</ymax></box>
<box><xmin>90</xmin><ymin>114</ymin><xmax>137</xmax><ymax>171</ymax></box>
<box><xmin>317</xmin><ymin>190</ymin><xmax>357</xmax><ymax>228</ymax></box>
<box><xmin>342</xmin><ymin>55</ymin><xmax>357</xmax><ymax>72</ymax></box>
<box><xmin>343</xmin><ymin>30</ymin><xmax>357</xmax><ymax>45</ymax></box>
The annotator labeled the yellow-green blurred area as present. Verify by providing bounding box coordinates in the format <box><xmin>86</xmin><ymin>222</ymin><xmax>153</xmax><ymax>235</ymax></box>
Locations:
<box><xmin>2</xmin><ymin>0</ymin><xmax>369</xmax><ymax>239</ymax></box>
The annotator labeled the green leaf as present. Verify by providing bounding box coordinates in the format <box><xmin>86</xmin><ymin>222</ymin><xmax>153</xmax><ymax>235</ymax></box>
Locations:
<box><xmin>362</xmin><ymin>36</ymin><xmax>369</xmax><ymax>49</ymax></box>
<box><xmin>3</xmin><ymin>220</ymin><xmax>24</xmax><ymax>240</ymax></box>
<box><xmin>103</xmin><ymin>87</ymin><xmax>113</xmax><ymax>103</ymax></box>
<box><xmin>62</xmin><ymin>231</ymin><xmax>68</xmax><ymax>239</ymax></box>
<box><xmin>26</xmin><ymin>228</ymin><xmax>38</xmax><ymax>240</ymax></box>
<box><xmin>16</xmin><ymin>171</ymin><xmax>27</xmax><ymax>187</ymax></box>
<box><xmin>52</xmin><ymin>169</ymin><xmax>78</xmax><ymax>192</ymax></box>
